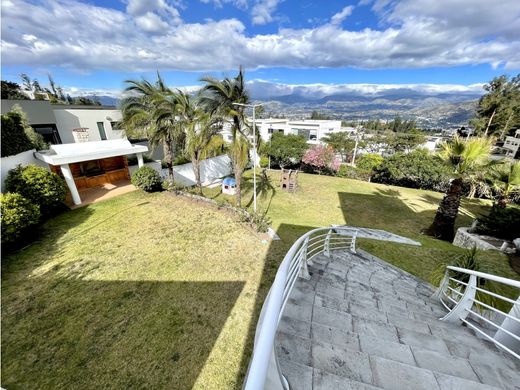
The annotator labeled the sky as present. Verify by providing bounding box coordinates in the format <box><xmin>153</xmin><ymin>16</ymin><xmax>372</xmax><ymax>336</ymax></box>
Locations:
<box><xmin>1</xmin><ymin>0</ymin><xmax>520</xmax><ymax>98</ymax></box>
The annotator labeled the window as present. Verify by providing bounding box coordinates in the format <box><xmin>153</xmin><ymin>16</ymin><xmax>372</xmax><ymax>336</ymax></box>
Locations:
<box><xmin>309</xmin><ymin>130</ymin><xmax>317</xmax><ymax>141</ymax></box>
<box><xmin>97</xmin><ymin>122</ymin><xmax>107</xmax><ymax>140</ymax></box>
<box><xmin>110</xmin><ymin>121</ymin><xmax>122</xmax><ymax>131</ymax></box>
<box><xmin>32</xmin><ymin>124</ymin><xmax>62</xmax><ymax>144</ymax></box>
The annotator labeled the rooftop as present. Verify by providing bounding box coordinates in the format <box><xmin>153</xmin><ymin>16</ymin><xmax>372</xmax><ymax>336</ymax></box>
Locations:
<box><xmin>276</xmin><ymin>249</ymin><xmax>519</xmax><ymax>390</ymax></box>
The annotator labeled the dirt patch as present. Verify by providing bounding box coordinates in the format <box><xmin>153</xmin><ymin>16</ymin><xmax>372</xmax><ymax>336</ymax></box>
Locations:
<box><xmin>507</xmin><ymin>252</ymin><xmax>520</xmax><ymax>276</ymax></box>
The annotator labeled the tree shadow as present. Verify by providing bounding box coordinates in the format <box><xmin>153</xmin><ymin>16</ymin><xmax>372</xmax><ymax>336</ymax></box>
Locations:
<box><xmin>243</xmin><ymin>170</ymin><xmax>276</xmax><ymax>214</ymax></box>
<box><xmin>2</xmin><ymin>278</ymin><xmax>244</xmax><ymax>389</ymax></box>
<box><xmin>234</xmin><ymin>222</ymin><xmax>318</xmax><ymax>389</ymax></box>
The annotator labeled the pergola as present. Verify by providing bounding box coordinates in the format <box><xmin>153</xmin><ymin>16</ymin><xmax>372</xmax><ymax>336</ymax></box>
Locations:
<box><xmin>35</xmin><ymin>139</ymin><xmax>148</xmax><ymax>206</ymax></box>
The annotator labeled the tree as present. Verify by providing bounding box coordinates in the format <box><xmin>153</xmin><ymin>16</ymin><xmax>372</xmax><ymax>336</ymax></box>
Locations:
<box><xmin>321</xmin><ymin>132</ymin><xmax>356</xmax><ymax>162</ymax></box>
<box><xmin>302</xmin><ymin>144</ymin><xmax>340</xmax><ymax>174</ymax></box>
<box><xmin>472</xmin><ymin>74</ymin><xmax>520</xmax><ymax>137</ymax></box>
<box><xmin>310</xmin><ymin>111</ymin><xmax>332</xmax><ymax>120</ymax></box>
<box><xmin>1</xmin><ymin>81</ymin><xmax>29</xmax><ymax>100</ymax></box>
<box><xmin>264</xmin><ymin>132</ymin><xmax>308</xmax><ymax>167</ymax></box>
<box><xmin>9</xmin><ymin>104</ymin><xmax>48</xmax><ymax>150</ymax></box>
<box><xmin>120</xmin><ymin>73</ymin><xmax>180</xmax><ymax>182</ymax></box>
<box><xmin>178</xmin><ymin>92</ymin><xmax>223</xmax><ymax>192</ymax></box>
<box><xmin>487</xmin><ymin>160</ymin><xmax>520</xmax><ymax>208</ymax></box>
<box><xmin>200</xmin><ymin>67</ymin><xmax>250</xmax><ymax>207</ymax></box>
<box><xmin>425</xmin><ymin>136</ymin><xmax>493</xmax><ymax>240</ymax></box>
<box><xmin>1</xmin><ymin>111</ymin><xmax>34</xmax><ymax>157</ymax></box>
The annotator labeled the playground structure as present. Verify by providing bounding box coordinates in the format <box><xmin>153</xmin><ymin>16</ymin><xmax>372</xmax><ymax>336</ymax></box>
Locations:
<box><xmin>280</xmin><ymin>168</ymin><xmax>298</xmax><ymax>192</ymax></box>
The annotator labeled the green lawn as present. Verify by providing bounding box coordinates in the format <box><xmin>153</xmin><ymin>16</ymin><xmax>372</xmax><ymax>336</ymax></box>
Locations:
<box><xmin>2</xmin><ymin>171</ymin><xmax>517</xmax><ymax>389</ymax></box>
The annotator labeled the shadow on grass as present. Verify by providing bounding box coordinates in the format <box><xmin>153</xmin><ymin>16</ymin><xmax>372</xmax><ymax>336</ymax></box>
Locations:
<box><xmin>234</xmin><ymin>222</ymin><xmax>318</xmax><ymax>389</ymax></box>
<box><xmin>1</xmin><ymin>278</ymin><xmax>245</xmax><ymax>389</ymax></box>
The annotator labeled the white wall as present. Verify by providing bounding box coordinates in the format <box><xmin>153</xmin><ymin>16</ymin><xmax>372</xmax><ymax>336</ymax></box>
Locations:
<box><xmin>1</xmin><ymin>150</ymin><xmax>49</xmax><ymax>192</ymax></box>
<box><xmin>53</xmin><ymin>108</ymin><xmax>124</xmax><ymax>144</ymax></box>
<box><xmin>162</xmin><ymin>155</ymin><xmax>232</xmax><ymax>186</ymax></box>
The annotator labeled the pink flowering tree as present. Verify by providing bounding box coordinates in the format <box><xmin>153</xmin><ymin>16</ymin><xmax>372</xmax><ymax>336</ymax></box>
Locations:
<box><xmin>302</xmin><ymin>145</ymin><xmax>340</xmax><ymax>174</ymax></box>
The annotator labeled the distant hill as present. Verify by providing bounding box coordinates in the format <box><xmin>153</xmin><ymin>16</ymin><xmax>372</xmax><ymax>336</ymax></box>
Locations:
<box><xmin>83</xmin><ymin>95</ymin><xmax>120</xmax><ymax>107</ymax></box>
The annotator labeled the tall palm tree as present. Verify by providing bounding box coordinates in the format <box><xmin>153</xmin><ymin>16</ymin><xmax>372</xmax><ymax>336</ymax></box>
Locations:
<box><xmin>425</xmin><ymin>136</ymin><xmax>493</xmax><ymax>240</ymax></box>
<box><xmin>200</xmin><ymin>67</ymin><xmax>250</xmax><ymax>206</ymax></box>
<box><xmin>487</xmin><ymin>160</ymin><xmax>520</xmax><ymax>207</ymax></box>
<box><xmin>176</xmin><ymin>91</ymin><xmax>223</xmax><ymax>192</ymax></box>
<box><xmin>120</xmin><ymin>73</ymin><xmax>180</xmax><ymax>182</ymax></box>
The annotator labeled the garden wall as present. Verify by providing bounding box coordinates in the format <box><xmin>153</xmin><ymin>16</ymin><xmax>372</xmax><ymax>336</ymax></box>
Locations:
<box><xmin>1</xmin><ymin>149</ymin><xmax>49</xmax><ymax>192</ymax></box>
<box><xmin>165</xmin><ymin>155</ymin><xmax>232</xmax><ymax>186</ymax></box>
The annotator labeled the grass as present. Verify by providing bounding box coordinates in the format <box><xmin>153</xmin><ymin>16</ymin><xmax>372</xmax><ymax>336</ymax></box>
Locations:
<box><xmin>2</xmin><ymin>171</ymin><xmax>518</xmax><ymax>389</ymax></box>
<box><xmin>1</xmin><ymin>191</ymin><xmax>284</xmax><ymax>389</ymax></box>
<box><xmin>204</xmin><ymin>169</ymin><xmax>518</xmax><ymax>284</ymax></box>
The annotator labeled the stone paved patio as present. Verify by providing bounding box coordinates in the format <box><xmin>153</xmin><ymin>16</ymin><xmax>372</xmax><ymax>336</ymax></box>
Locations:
<box><xmin>275</xmin><ymin>250</ymin><xmax>520</xmax><ymax>390</ymax></box>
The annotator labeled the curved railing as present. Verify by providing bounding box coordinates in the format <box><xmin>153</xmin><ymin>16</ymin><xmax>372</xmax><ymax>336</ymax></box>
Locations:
<box><xmin>243</xmin><ymin>226</ymin><xmax>358</xmax><ymax>390</ymax></box>
<box><xmin>433</xmin><ymin>266</ymin><xmax>520</xmax><ymax>359</ymax></box>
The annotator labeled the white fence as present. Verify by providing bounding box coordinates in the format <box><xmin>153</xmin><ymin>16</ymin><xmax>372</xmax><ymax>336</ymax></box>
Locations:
<box><xmin>433</xmin><ymin>266</ymin><xmax>520</xmax><ymax>359</ymax></box>
<box><xmin>1</xmin><ymin>149</ymin><xmax>49</xmax><ymax>192</ymax></box>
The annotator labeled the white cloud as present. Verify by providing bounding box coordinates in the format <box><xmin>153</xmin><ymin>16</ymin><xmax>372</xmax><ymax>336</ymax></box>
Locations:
<box><xmin>330</xmin><ymin>5</ymin><xmax>354</xmax><ymax>25</ymax></box>
<box><xmin>200</xmin><ymin>0</ymin><xmax>249</xmax><ymax>10</ymax></box>
<box><xmin>251</xmin><ymin>0</ymin><xmax>282</xmax><ymax>25</ymax></box>
<box><xmin>1</xmin><ymin>0</ymin><xmax>519</xmax><ymax>72</ymax></box>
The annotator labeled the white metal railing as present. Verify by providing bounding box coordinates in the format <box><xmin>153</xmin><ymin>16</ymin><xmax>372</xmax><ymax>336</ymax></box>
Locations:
<box><xmin>433</xmin><ymin>265</ymin><xmax>520</xmax><ymax>360</ymax></box>
<box><xmin>243</xmin><ymin>226</ymin><xmax>358</xmax><ymax>390</ymax></box>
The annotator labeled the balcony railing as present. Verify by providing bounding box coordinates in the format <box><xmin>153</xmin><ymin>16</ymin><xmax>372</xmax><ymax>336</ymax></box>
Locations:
<box><xmin>243</xmin><ymin>226</ymin><xmax>358</xmax><ymax>390</ymax></box>
<box><xmin>433</xmin><ymin>266</ymin><xmax>520</xmax><ymax>359</ymax></box>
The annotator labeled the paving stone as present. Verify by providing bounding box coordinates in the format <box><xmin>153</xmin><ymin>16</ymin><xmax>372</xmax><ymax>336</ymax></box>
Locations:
<box><xmin>278</xmin><ymin>359</ymin><xmax>313</xmax><ymax>390</ymax></box>
<box><xmin>412</xmin><ymin>348</ymin><xmax>479</xmax><ymax>382</ymax></box>
<box><xmin>276</xmin><ymin>331</ymin><xmax>312</xmax><ymax>366</ymax></box>
<box><xmin>313</xmin><ymin>369</ymin><xmax>382</xmax><ymax>390</ymax></box>
<box><xmin>353</xmin><ymin>317</ymin><xmax>399</xmax><ymax>342</ymax></box>
<box><xmin>359</xmin><ymin>334</ymin><xmax>415</xmax><ymax>365</ymax></box>
<box><xmin>312</xmin><ymin>342</ymin><xmax>374</xmax><ymax>384</ymax></box>
<box><xmin>312</xmin><ymin>305</ymin><xmax>354</xmax><ymax>331</ymax></box>
<box><xmin>370</xmin><ymin>356</ymin><xmax>440</xmax><ymax>390</ymax></box>
<box><xmin>387</xmin><ymin>312</ymin><xmax>431</xmax><ymax>334</ymax></box>
<box><xmin>397</xmin><ymin>327</ymin><xmax>450</xmax><ymax>355</ymax></box>
<box><xmin>315</xmin><ymin>293</ymin><xmax>350</xmax><ymax>313</ymax></box>
<box><xmin>311</xmin><ymin>323</ymin><xmax>360</xmax><ymax>351</ymax></box>
<box><xmin>279</xmin><ymin>315</ymin><xmax>311</xmax><ymax>338</ymax></box>
<box><xmin>283</xmin><ymin>300</ymin><xmax>313</xmax><ymax>322</ymax></box>
<box><xmin>469</xmin><ymin>357</ymin><xmax>520</xmax><ymax>390</ymax></box>
<box><xmin>349</xmin><ymin>303</ymin><xmax>388</xmax><ymax>323</ymax></box>
<box><xmin>434</xmin><ymin>373</ymin><xmax>502</xmax><ymax>390</ymax></box>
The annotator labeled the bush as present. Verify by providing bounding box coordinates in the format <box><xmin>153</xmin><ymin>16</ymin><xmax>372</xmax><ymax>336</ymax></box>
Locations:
<box><xmin>1</xmin><ymin>112</ymin><xmax>34</xmax><ymax>157</ymax></box>
<box><xmin>1</xmin><ymin>193</ymin><xmax>41</xmax><ymax>243</ymax></box>
<box><xmin>336</xmin><ymin>164</ymin><xmax>372</xmax><ymax>181</ymax></box>
<box><xmin>237</xmin><ymin>209</ymin><xmax>271</xmax><ymax>233</ymax></box>
<box><xmin>126</xmin><ymin>154</ymin><xmax>155</xmax><ymax>166</ymax></box>
<box><xmin>372</xmin><ymin>149</ymin><xmax>450</xmax><ymax>191</ymax></box>
<box><xmin>356</xmin><ymin>153</ymin><xmax>384</xmax><ymax>175</ymax></box>
<box><xmin>131</xmin><ymin>166</ymin><xmax>163</xmax><ymax>192</ymax></box>
<box><xmin>475</xmin><ymin>205</ymin><xmax>520</xmax><ymax>240</ymax></box>
<box><xmin>259</xmin><ymin>155</ymin><xmax>269</xmax><ymax>168</ymax></box>
<box><xmin>5</xmin><ymin>165</ymin><xmax>67</xmax><ymax>215</ymax></box>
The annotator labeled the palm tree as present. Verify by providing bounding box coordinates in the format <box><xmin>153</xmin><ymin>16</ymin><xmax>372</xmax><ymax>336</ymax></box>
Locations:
<box><xmin>425</xmin><ymin>136</ymin><xmax>493</xmax><ymax>240</ymax></box>
<box><xmin>200</xmin><ymin>67</ymin><xmax>250</xmax><ymax>206</ymax></box>
<box><xmin>487</xmin><ymin>160</ymin><xmax>520</xmax><ymax>207</ymax></box>
<box><xmin>120</xmin><ymin>73</ymin><xmax>180</xmax><ymax>183</ymax></box>
<box><xmin>178</xmin><ymin>91</ymin><xmax>223</xmax><ymax>192</ymax></box>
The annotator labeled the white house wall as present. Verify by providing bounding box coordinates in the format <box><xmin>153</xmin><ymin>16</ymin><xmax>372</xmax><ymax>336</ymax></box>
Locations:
<box><xmin>52</xmin><ymin>108</ymin><xmax>124</xmax><ymax>143</ymax></box>
<box><xmin>1</xmin><ymin>149</ymin><xmax>49</xmax><ymax>192</ymax></box>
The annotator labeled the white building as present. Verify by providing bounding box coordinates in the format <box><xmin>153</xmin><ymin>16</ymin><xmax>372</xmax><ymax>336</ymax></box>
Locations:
<box><xmin>1</xmin><ymin>100</ymin><xmax>124</xmax><ymax>145</ymax></box>
<box><xmin>244</xmin><ymin>118</ymin><xmax>344</xmax><ymax>144</ymax></box>
<box><xmin>503</xmin><ymin>129</ymin><xmax>520</xmax><ymax>159</ymax></box>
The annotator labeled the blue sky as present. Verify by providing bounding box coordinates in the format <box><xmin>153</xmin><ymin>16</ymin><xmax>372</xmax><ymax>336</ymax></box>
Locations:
<box><xmin>1</xmin><ymin>0</ymin><xmax>519</xmax><ymax>97</ymax></box>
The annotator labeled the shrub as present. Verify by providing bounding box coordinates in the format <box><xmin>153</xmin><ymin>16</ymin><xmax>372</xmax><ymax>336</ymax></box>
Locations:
<box><xmin>475</xmin><ymin>205</ymin><xmax>520</xmax><ymax>240</ymax></box>
<box><xmin>5</xmin><ymin>165</ymin><xmax>67</xmax><ymax>215</ymax></box>
<box><xmin>126</xmin><ymin>154</ymin><xmax>155</xmax><ymax>166</ymax></box>
<box><xmin>302</xmin><ymin>145</ymin><xmax>340</xmax><ymax>174</ymax></box>
<box><xmin>372</xmin><ymin>149</ymin><xmax>450</xmax><ymax>191</ymax></box>
<box><xmin>356</xmin><ymin>153</ymin><xmax>384</xmax><ymax>175</ymax></box>
<box><xmin>237</xmin><ymin>209</ymin><xmax>271</xmax><ymax>233</ymax></box>
<box><xmin>1</xmin><ymin>193</ymin><xmax>41</xmax><ymax>243</ymax></box>
<box><xmin>10</xmin><ymin>104</ymin><xmax>48</xmax><ymax>151</ymax></box>
<box><xmin>259</xmin><ymin>155</ymin><xmax>269</xmax><ymax>168</ymax></box>
<box><xmin>336</xmin><ymin>164</ymin><xmax>372</xmax><ymax>181</ymax></box>
<box><xmin>1</xmin><ymin>112</ymin><xmax>34</xmax><ymax>157</ymax></box>
<box><xmin>131</xmin><ymin>166</ymin><xmax>163</xmax><ymax>192</ymax></box>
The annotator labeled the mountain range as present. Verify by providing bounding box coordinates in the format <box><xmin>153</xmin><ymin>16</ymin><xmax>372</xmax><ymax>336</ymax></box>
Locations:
<box><xmin>84</xmin><ymin>83</ymin><xmax>484</xmax><ymax>129</ymax></box>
